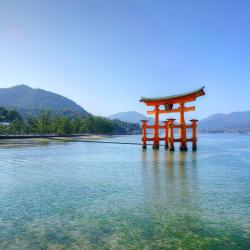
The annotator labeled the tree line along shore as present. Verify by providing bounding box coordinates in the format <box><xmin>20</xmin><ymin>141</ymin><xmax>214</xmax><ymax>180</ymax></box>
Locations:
<box><xmin>0</xmin><ymin>107</ymin><xmax>141</xmax><ymax>136</ymax></box>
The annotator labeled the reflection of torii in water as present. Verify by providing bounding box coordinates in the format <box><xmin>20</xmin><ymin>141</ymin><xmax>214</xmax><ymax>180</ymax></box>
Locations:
<box><xmin>139</xmin><ymin>87</ymin><xmax>205</xmax><ymax>151</ymax></box>
<box><xmin>140</xmin><ymin>150</ymin><xmax>200</xmax><ymax>213</ymax></box>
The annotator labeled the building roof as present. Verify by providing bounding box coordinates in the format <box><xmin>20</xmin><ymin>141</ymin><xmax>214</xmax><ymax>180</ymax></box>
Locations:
<box><xmin>0</xmin><ymin>122</ymin><xmax>10</xmax><ymax>126</ymax></box>
<box><xmin>140</xmin><ymin>86</ymin><xmax>205</xmax><ymax>104</ymax></box>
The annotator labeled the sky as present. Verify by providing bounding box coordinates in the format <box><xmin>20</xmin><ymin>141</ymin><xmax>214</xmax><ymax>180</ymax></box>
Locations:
<box><xmin>0</xmin><ymin>0</ymin><xmax>249</xmax><ymax>119</ymax></box>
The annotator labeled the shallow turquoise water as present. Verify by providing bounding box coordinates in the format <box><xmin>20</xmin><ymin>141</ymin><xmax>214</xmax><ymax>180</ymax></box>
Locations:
<box><xmin>0</xmin><ymin>134</ymin><xmax>249</xmax><ymax>249</ymax></box>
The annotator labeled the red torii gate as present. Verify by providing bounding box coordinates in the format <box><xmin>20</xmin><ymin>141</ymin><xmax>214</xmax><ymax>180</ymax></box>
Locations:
<box><xmin>139</xmin><ymin>87</ymin><xmax>205</xmax><ymax>151</ymax></box>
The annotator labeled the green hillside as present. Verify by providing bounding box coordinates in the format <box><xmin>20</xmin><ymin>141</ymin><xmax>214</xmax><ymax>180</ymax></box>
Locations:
<box><xmin>0</xmin><ymin>85</ymin><xmax>90</xmax><ymax>117</ymax></box>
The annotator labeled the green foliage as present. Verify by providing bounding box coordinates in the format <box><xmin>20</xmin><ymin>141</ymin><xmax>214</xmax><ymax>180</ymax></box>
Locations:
<box><xmin>38</xmin><ymin>110</ymin><xmax>52</xmax><ymax>134</ymax></box>
<box><xmin>0</xmin><ymin>107</ymin><xmax>22</xmax><ymax>122</ymax></box>
<box><xmin>51</xmin><ymin>117</ymin><xmax>71</xmax><ymax>135</ymax></box>
<box><xmin>0</xmin><ymin>109</ymin><xmax>141</xmax><ymax>135</ymax></box>
<box><xmin>25</xmin><ymin>117</ymin><xmax>39</xmax><ymax>134</ymax></box>
<box><xmin>0</xmin><ymin>124</ymin><xmax>8</xmax><ymax>135</ymax></box>
<box><xmin>8</xmin><ymin>119</ymin><xmax>24</xmax><ymax>135</ymax></box>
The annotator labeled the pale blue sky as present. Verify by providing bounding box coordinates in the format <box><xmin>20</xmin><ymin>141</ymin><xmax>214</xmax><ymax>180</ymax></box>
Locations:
<box><xmin>0</xmin><ymin>0</ymin><xmax>249</xmax><ymax>119</ymax></box>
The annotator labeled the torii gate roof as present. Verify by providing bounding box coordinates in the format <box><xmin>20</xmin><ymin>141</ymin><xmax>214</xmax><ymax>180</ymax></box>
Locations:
<box><xmin>140</xmin><ymin>86</ymin><xmax>205</xmax><ymax>105</ymax></box>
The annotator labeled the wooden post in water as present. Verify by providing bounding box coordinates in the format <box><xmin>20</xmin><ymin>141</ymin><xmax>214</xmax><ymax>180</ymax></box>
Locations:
<box><xmin>168</xmin><ymin>118</ymin><xmax>175</xmax><ymax>151</ymax></box>
<box><xmin>141</xmin><ymin>120</ymin><xmax>148</xmax><ymax>149</ymax></box>
<box><xmin>190</xmin><ymin>119</ymin><xmax>198</xmax><ymax>151</ymax></box>
<box><xmin>163</xmin><ymin>120</ymin><xmax>169</xmax><ymax>149</ymax></box>
<box><xmin>179</xmin><ymin>102</ymin><xmax>188</xmax><ymax>151</ymax></box>
<box><xmin>153</xmin><ymin>105</ymin><xmax>160</xmax><ymax>150</ymax></box>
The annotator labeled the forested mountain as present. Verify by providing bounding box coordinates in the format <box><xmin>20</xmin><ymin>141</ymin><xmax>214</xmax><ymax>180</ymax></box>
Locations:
<box><xmin>0</xmin><ymin>86</ymin><xmax>141</xmax><ymax>135</ymax></box>
<box><xmin>199</xmin><ymin>111</ymin><xmax>250</xmax><ymax>133</ymax></box>
<box><xmin>0</xmin><ymin>85</ymin><xmax>89</xmax><ymax>117</ymax></box>
<box><xmin>107</xmin><ymin>111</ymin><xmax>154</xmax><ymax>124</ymax></box>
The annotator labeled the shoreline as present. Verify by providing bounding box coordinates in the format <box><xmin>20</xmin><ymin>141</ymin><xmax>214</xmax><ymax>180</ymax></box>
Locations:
<box><xmin>0</xmin><ymin>131</ymin><xmax>249</xmax><ymax>140</ymax></box>
<box><xmin>0</xmin><ymin>133</ymin><xmax>140</xmax><ymax>140</ymax></box>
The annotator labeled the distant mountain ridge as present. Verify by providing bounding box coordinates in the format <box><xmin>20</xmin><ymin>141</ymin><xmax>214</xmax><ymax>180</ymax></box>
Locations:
<box><xmin>108</xmin><ymin>110</ymin><xmax>250</xmax><ymax>133</ymax></box>
<box><xmin>107</xmin><ymin>111</ymin><xmax>154</xmax><ymax>124</ymax></box>
<box><xmin>199</xmin><ymin>111</ymin><xmax>250</xmax><ymax>133</ymax></box>
<box><xmin>0</xmin><ymin>85</ymin><xmax>90</xmax><ymax>117</ymax></box>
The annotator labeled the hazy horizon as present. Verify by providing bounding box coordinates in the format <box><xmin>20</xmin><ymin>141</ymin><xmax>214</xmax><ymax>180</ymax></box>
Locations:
<box><xmin>1</xmin><ymin>0</ymin><xmax>249</xmax><ymax>119</ymax></box>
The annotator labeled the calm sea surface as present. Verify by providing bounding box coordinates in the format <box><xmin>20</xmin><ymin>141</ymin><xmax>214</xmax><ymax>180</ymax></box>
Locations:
<box><xmin>0</xmin><ymin>134</ymin><xmax>249</xmax><ymax>249</ymax></box>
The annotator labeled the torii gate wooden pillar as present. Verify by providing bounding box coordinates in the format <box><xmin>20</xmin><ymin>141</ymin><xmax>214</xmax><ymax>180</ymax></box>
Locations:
<box><xmin>139</xmin><ymin>87</ymin><xmax>205</xmax><ymax>151</ymax></box>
